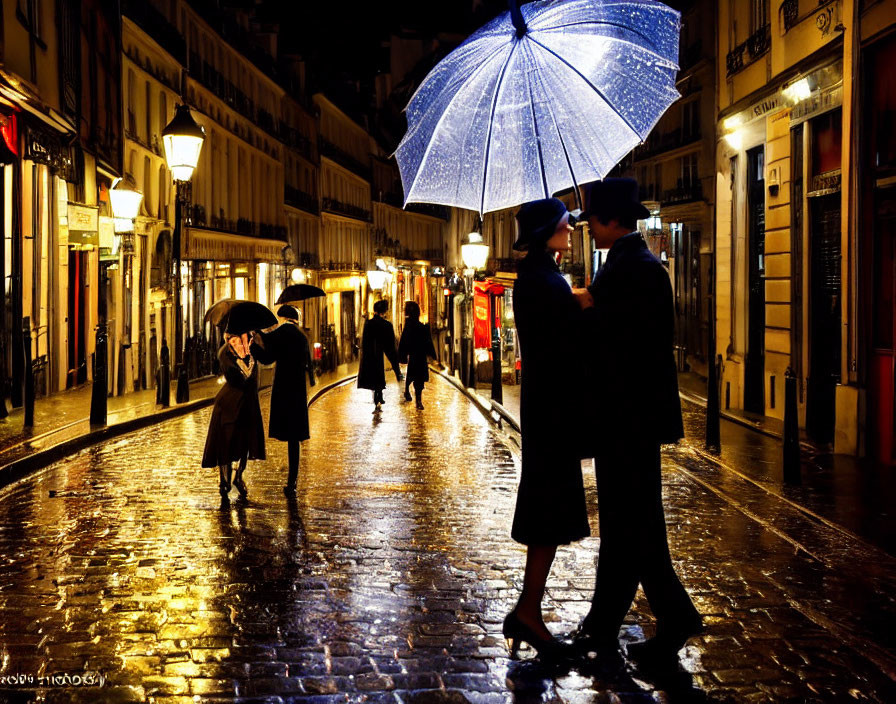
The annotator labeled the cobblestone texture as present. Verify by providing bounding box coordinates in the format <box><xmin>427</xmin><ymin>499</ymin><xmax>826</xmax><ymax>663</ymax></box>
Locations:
<box><xmin>0</xmin><ymin>377</ymin><xmax>895</xmax><ymax>702</ymax></box>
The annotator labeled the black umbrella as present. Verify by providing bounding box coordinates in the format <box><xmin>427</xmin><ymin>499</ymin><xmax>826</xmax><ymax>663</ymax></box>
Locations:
<box><xmin>276</xmin><ymin>284</ymin><xmax>325</xmax><ymax>305</ymax></box>
<box><xmin>204</xmin><ymin>299</ymin><xmax>277</xmax><ymax>334</ymax></box>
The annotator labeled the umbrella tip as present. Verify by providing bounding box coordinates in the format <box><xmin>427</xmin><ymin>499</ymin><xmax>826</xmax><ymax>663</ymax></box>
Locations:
<box><xmin>509</xmin><ymin>0</ymin><xmax>527</xmax><ymax>38</ymax></box>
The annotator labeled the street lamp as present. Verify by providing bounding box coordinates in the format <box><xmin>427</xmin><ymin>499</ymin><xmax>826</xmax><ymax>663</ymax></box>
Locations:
<box><xmin>90</xmin><ymin>180</ymin><xmax>143</xmax><ymax>425</ymax></box>
<box><xmin>461</xmin><ymin>232</ymin><xmax>489</xmax><ymax>389</ymax></box>
<box><xmin>367</xmin><ymin>269</ymin><xmax>388</xmax><ymax>293</ymax></box>
<box><xmin>162</xmin><ymin>104</ymin><xmax>205</xmax><ymax>404</ymax></box>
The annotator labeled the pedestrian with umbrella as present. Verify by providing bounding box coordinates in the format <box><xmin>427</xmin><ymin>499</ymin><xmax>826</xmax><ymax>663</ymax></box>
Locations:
<box><xmin>250</xmin><ymin>305</ymin><xmax>317</xmax><ymax>497</ymax></box>
<box><xmin>502</xmin><ymin>197</ymin><xmax>588</xmax><ymax>660</ymax></box>
<box><xmin>397</xmin><ymin>301</ymin><xmax>437</xmax><ymax>410</ymax></box>
<box><xmin>201</xmin><ymin>301</ymin><xmax>276</xmax><ymax>500</ymax></box>
<box><xmin>358</xmin><ymin>299</ymin><xmax>402</xmax><ymax>412</ymax></box>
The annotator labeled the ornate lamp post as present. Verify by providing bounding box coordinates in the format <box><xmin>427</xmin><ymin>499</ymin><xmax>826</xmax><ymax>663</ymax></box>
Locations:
<box><xmin>460</xmin><ymin>232</ymin><xmax>489</xmax><ymax>389</ymax></box>
<box><xmin>162</xmin><ymin>104</ymin><xmax>205</xmax><ymax>404</ymax></box>
<box><xmin>91</xmin><ymin>180</ymin><xmax>142</xmax><ymax>425</ymax></box>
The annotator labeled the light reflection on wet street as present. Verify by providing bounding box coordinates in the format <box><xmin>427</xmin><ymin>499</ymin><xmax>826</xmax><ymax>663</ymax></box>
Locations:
<box><xmin>1</xmin><ymin>377</ymin><xmax>895</xmax><ymax>702</ymax></box>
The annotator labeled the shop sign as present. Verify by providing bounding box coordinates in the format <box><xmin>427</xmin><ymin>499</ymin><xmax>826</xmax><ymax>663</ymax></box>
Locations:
<box><xmin>473</xmin><ymin>288</ymin><xmax>490</xmax><ymax>348</ymax></box>
<box><xmin>24</xmin><ymin>120</ymin><xmax>77</xmax><ymax>181</ymax></box>
<box><xmin>184</xmin><ymin>228</ymin><xmax>286</xmax><ymax>262</ymax></box>
<box><xmin>98</xmin><ymin>216</ymin><xmax>115</xmax><ymax>249</ymax></box>
<box><xmin>322</xmin><ymin>275</ymin><xmax>361</xmax><ymax>293</ymax></box>
<box><xmin>790</xmin><ymin>84</ymin><xmax>843</xmax><ymax>125</ymax></box>
<box><xmin>67</xmin><ymin>204</ymin><xmax>98</xmax><ymax>246</ymax></box>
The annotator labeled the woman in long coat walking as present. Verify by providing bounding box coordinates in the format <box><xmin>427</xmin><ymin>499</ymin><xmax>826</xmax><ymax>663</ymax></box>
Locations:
<box><xmin>201</xmin><ymin>332</ymin><xmax>265</xmax><ymax>499</ymax></box>
<box><xmin>504</xmin><ymin>198</ymin><xmax>589</xmax><ymax>660</ymax></box>
<box><xmin>357</xmin><ymin>299</ymin><xmax>402</xmax><ymax>411</ymax></box>
<box><xmin>397</xmin><ymin>301</ymin><xmax>437</xmax><ymax>409</ymax></box>
<box><xmin>251</xmin><ymin>305</ymin><xmax>316</xmax><ymax>496</ymax></box>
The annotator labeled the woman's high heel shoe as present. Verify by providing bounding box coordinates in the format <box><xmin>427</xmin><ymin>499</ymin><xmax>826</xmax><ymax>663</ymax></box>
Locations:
<box><xmin>502</xmin><ymin>611</ymin><xmax>572</xmax><ymax>660</ymax></box>
<box><xmin>233</xmin><ymin>475</ymin><xmax>248</xmax><ymax>498</ymax></box>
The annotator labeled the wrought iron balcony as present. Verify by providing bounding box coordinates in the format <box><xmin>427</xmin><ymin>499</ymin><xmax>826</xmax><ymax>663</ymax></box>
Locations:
<box><xmin>285</xmin><ymin>185</ymin><xmax>319</xmax><ymax>215</ymax></box>
<box><xmin>319</xmin><ymin>138</ymin><xmax>371</xmax><ymax>180</ymax></box>
<box><xmin>322</xmin><ymin>197</ymin><xmax>372</xmax><ymax>222</ymax></box>
<box><xmin>727</xmin><ymin>24</ymin><xmax>770</xmax><ymax>76</ymax></box>
<box><xmin>122</xmin><ymin>0</ymin><xmax>186</xmax><ymax>65</ymax></box>
<box><xmin>661</xmin><ymin>181</ymin><xmax>704</xmax><ymax>205</ymax></box>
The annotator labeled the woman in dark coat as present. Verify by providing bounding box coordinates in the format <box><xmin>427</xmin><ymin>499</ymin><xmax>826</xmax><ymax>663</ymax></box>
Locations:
<box><xmin>250</xmin><ymin>305</ymin><xmax>316</xmax><ymax>496</ymax></box>
<box><xmin>357</xmin><ymin>299</ymin><xmax>402</xmax><ymax>411</ymax></box>
<box><xmin>201</xmin><ymin>332</ymin><xmax>265</xmax><ymax>499</ymax></box>
<box><xmin>397</xmin><ymin>301</ymin><xmax>437</xmax><ymax>409</ymax></box>
<box><xmin>503</xmin><ymin>197</ymin><xmax>589</xmax><ymax>660</ymax></box>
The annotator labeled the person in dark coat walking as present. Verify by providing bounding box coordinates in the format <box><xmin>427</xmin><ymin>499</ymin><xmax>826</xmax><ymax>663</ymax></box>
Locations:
<box><xmin>398</xmin><ymin>301</ymin><xmax>437</xmax><ymax>409</ymax></box>
<box><xmin>250</xmin><ymin>305</ymin><xmax>316</xmax><ymax>497</ymax></box>
<box><xmin>358</xmin><ymin>299</ymin><xmax>402</xmax><ymax>412</ymax></box>
<box><xmin>503</xmin><ymin>198</ymin><xmax>589</xmax><ymax>660</ymax></box>
<box><xmin>571</xmin><ymin>178</ymin><xmax>701</xmax><ymax>666</ymax></box>
<box><xmin>201</xmin><ymin>332</ymin><xmax>265</xmax><ymax>500</ymax></box>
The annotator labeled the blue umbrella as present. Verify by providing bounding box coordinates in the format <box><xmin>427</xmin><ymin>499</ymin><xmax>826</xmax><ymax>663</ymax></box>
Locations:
<box><xmin>395</xmin><ymin>0</ymin><xmax>681</xmax><ymax>214</ymax></box>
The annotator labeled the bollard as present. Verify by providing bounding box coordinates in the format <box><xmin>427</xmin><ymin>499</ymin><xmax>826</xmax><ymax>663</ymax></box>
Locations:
<box><xmin>158</xmin><ymin>340</ymin><xmax>171</xmax><ymax>408</ymax></box>
<box><xmin>175</xmin><ymin>343</ymin><xmax>190</xmax><ymax>404</ymax></box>
<box><xmin>783</xmin><ymin>367</ymin><xmax>801</xmax><ymax>484</ymax></box>
<box><xmin>705</xmin><ymin>350</ymin><xmax>721</xmax><ymax>453</ymax></box>
<box><xmin>490</xmin><ymin>295</ymin><xmax>503</xmax><ymax>405</ymax></box>
<box><xmin>89</xmin><ymin>321</ymin><xmax>108</xmax><ymax>426</ymax></box>
<box><xmin>23</xmin><ymin>317</ymin><xmax>34</xmax><ymax>428</ymax></box>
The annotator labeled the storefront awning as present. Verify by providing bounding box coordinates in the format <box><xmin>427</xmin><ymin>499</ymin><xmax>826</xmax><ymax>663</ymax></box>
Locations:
<box><xmin>184</xmin><ymin>227</ymin><xmax>288</xmax><ymax>262</ymax></box>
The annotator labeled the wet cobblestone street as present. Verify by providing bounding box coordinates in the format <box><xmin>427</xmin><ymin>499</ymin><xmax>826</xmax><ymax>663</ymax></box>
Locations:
<box><xmin>2</xmin><ymin>377</ymin><xmax>896</xmax><ymax>703</ymax></box>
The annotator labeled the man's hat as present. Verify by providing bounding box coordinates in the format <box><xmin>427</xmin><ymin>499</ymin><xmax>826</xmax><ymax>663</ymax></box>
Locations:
<box><xmin>512</xmin><ymin>197</ymin><xmax>569</xmax><ymax>251</ymax></box>
<box><xmin>277</xmin><ymin>304</ymin><xmax>299</xmax><ymax>320</ymax></box>
<box><xmin>581</xmin><ymin>178</ymin><xmax>650</xmax><ymax>222</ymax></box>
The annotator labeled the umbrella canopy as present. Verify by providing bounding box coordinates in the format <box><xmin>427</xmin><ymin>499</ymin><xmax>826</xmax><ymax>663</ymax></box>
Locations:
<box><xmin>395</xmin><ymin>0</ymin><xmax>680</xmax><ymax>214</ymax></box>
<box><xmin>204</xmin><ymin>299</ymin><xmax>277</xmax><ymax>335</ymax></box>
<box><xmin>276</xmin><ymin>284</ymin><xmax>326</xmax><ymax>305</ymax></box>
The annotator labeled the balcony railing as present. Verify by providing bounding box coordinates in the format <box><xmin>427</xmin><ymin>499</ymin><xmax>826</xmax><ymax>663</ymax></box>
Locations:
<box><xmin>322</xmin><ymin>197</ymin><xmax>372</xmax><ymax>222</ymax></box>
<box><xmin>319</xmin><ymin>138</ymin><xmax>371</xmax><ymax>180</ymax></box>
<box><xmin>727</xmin><ymin>24</ymin><xmax>770</xmax><ymax>76</ymax></box>
<box><xmin>123</xmin><ymin>0</ymin><xmax>186</xmax><ymax>64</ymax></box>
<box><xmin>375</xmin><ymin>192</ymin><xmax>450</xmax><ymax>221</ymax></box>
<box><xmin>782</xmin><ymin>0</ymin><xmax>799</xmax><ymax>31</ymax></box>
<box><xmin>285</xmin><ymin>185</ymin><xmax>319</xmax><ymax>215</ymax></box>
<box><xmin>190</xmin><ymin>206</ymin><xmax>287</xmax><ymax>241</ymax></box>
<box><xmin>632</xmin><ymin>127</ymin><xmax>701</xmax><ymax>161</ymax></box>
<box><xmin>661</xmin><ymin>181</ymin><xmax>704</xmax><ymax>205</ymax></box>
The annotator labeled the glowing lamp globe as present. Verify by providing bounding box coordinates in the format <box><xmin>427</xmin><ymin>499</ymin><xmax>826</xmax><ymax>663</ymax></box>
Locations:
<box><xmin>110</xmin><ymin>179</ymin><xmax>143</xmax><ymax>221</ymax></box>
<box><xmin>367</xmin><ymin>269</ymin><xmax>388</xmax><ymax>291</ymax></box>
<box><xmin>162</xmin><ymin>104</ymin><xmax>206</xmax><ymax>181</ymax></box>
<box><xmin>461</xmin><ymin>232</ymin><xmax>489</xmax><ymax>270</ymax></box>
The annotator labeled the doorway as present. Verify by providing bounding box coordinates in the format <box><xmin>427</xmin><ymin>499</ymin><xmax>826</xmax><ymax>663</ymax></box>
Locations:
<box><xmin>806</xmin><ymin>192</ymin><xmax>841</xmax><ymax>445</ymax></box>
<box><xmin>67</xmin><ymin>249</ymin><xmax>88</xmax><ymax>387</ymax></box>
<box><xmin>869</xmin><ymin>190</ymin><xmax>896</xmax><ymax>463</ymax></box>
<box><xmin>745</xmin><ymin>146</ymin><xmax>766</xmax><ymax>414</ymax></box>
<box><xmin>340</xmin><ymin>290</ymin><xmax>356</xmax><ymax>362</ymax></box>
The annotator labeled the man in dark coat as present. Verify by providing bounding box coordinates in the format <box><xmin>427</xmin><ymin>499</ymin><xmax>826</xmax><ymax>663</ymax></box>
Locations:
<box><xmin>358</xmin><ymin>299</ymin><xmax>402</xmax><ymax>411</ymax></box>
<box><xmin>572</xmin><ymin>178</ymin><xmax>701</xmax><ymax>666</ymax></box>
<box><xmin>251</xmin><ymin>305</ymin><xmax>316</xmax><ymax>496</ymax></box>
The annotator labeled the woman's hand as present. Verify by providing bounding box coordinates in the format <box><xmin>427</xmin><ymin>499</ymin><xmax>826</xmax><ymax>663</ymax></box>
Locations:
<box><xmin>572</xmin><ymin>288</ymin><xmax>595</xmax><ymax>310</ymax></box>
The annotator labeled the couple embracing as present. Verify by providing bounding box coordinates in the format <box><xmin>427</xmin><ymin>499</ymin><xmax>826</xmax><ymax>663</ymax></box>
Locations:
<box><xmin>504</xmin><ymin>178</ymin><xmax>702</xmax><ymax>669</ymax></box>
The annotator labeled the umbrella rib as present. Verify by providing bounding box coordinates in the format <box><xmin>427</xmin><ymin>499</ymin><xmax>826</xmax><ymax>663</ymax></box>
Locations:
<box><xmin>479</xmin><ymin>39</ymin><xmax>521</xmax><ymax>214</ymax></box>
<box><xmin>522</xmin><ymin>44</ymin><xmax>549</xmax><ymax>199</ymax></box>
<box><xmin>532</xmin><ymin>21</ymin><xmax>666</xmax><ymax>58</ymax></box>
<box><xmin>399</xmin><ymin>42</ymin><xmax>515</xmax><ymax>204</ymax></box>
<box><xmin>526</xmin><ymin>35</ymin><xmax>644</xmax><ymax>142</ymax></box>
<box><xmin>530</xmin><ymin>56</ymin><xmax>580</xmax><ymax>207</ymax></box>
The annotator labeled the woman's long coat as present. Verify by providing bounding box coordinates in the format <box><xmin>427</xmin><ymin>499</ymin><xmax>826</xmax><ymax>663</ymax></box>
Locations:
<box><xmin>398</xmin><ymin>319</ymin><xmax>437</xmax><ymax>385</ymax></box>
<box><xmin>201</xmin><ymin>344</ymin><xmax>266</xmax><ymax>468</ymax></box>
<box><xmin>511</xmin><ymin>249</ymin><xmax>590</xmax><ymax>546</ymax></box>
<box><xmin>251</xmin><ymin>321</ymin><xmax>315</xmax><ymax>442</ymax></box>
<box><xmin>357</xmin><ymin>315</ymin><xmax>399</xmax><ymax>391</ymax></box>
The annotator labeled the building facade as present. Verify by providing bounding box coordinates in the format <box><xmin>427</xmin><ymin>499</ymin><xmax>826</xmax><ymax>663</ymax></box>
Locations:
<box><xmin>716</xmin><ymin>0</ymin><xmax>896</xmax><ymax>461</ymax></box>
<box><xmin>0</xmin><ymin>0</ymin><xmax>122</xmax><ymax>411</ymax></box>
